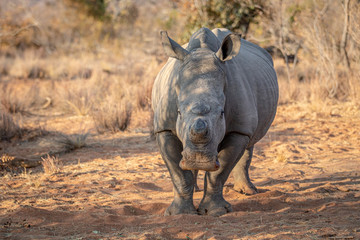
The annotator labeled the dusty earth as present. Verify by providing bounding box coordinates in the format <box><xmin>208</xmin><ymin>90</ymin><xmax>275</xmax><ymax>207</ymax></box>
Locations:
<box><xmin>1</xmin><ymin>102</ymin><xmax>360</xmax><ymax>240</ymax></box>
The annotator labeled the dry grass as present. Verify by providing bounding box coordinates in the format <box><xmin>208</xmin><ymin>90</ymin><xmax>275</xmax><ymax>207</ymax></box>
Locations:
<box><xmin>6</xmin><ymin>51</ymin><xmax>48</xmax><ymax>79</ymax></box>
<box><xmin>0</xmin><ymin>52</ymin><xmax>158</xmax><ymax>132</ymax></box>
<box><xmin>275</xmin><ymin>56</ymin><xmax>360</xmax><ymax>107</ymax></box>
<box><xmin>0</xmin><ymin>1</ymin><xmax>162</xmax><ymax>133</ymax></box>
<box><xmin>250</xmin><ymin>0</ymin><xmax>360</xmax><ymax>107</ymax></box>
<box><xmin>0</xmin><ymin>154</ymin><xmax>16</xmax><ymax>173</ymax></box>
<box><xmin>133</xmin><ymin>57</ymin><xmax>160</xmax><ymax>111</ymax></box>
<box><xmin>1</xmin><ymin>84</ymin><xmax>31</xmax><ymax>115</ymax></box>
<box><xmin>135</xmin><ymin>79</ymin><xmax>153</xmax><ymax>111</ymax></box>
<box><xmin>56</xmin><ymin>133</ymin><xmax>89</xmax><ymax>152</ymax></box>
<box><xmin>0</xmin><ymin>112</ymin><xmax>22</xmax><ymax>141</ymax></box>
<box><xmin>274</xmin><ymin>152</ymin><xmax>288</xmax><ymax>164</ymax></box>
<box><xmin>92</xmin><ymin>99</ymin><xmax>132</xmax><ymax>133</ymax></box>
<box><xmin>41</xmin><ymin>154</ymin><xmax>62</xmax><ymax>175</ymax></box>
<box><xmin>0</xmin><ymin>80</ymin><xmax>51</xmax><ymax>115</ymax></box>
<box><xmin>0</xmin><ymin>49</ymin><xmax>104</xmax><ymax>81</ymax></box>
<box><xmin>63</xmin><ymin>91</ymin><xmax>94</xmax><ymax>116</ymax></box>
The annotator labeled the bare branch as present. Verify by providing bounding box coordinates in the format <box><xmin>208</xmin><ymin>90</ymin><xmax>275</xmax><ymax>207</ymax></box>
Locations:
<box><xmin>340</xmin><ymin>0</ymin><xmax>351</xmax><ymax>70</ymax></box>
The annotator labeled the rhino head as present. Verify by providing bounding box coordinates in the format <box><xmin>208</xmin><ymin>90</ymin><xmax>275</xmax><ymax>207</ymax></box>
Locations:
<box><xmin>161</xmin><ymin>31</ymin><xmax>241</xmax><ymax>172</ymax></box>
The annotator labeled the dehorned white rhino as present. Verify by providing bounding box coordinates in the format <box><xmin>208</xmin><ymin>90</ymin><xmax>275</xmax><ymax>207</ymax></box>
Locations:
<box><xmin>152</xmin><ymin>27</ymin><xmax>278</xmax><ymax>216</ymax></box>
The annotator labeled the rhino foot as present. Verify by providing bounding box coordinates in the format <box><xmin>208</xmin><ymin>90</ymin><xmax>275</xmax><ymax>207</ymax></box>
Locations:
<box><xmin>234</xmin><ymin>180</ymin><xmax>258</xmax><ymax>195</ymax></box>
<box><xmin>197</xmin><ymin>195</ymin><xmax>232</xmax><ymax>216</ymax></box>
<box><xmin>164</xmin><ymin>199</ymin><xmax>198</xmax><ymax>216</ymax></box>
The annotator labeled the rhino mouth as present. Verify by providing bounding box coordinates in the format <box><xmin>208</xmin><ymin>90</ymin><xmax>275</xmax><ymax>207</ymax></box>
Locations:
<box><xmin>179</xmin><ymin>148</ymin><xmax>220</xmax><ymax>172</ymax></box>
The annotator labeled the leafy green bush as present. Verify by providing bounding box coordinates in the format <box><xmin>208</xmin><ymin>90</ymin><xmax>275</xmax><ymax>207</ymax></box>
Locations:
<box><xmin>182</xmin><ymin>0</ymin><xmax>264</xmax><ymax>40</ymax></box>
<box><xmin>69</xmin><ymin>0</ymin><xmax>109</xmax><ymax>21</ymax></box>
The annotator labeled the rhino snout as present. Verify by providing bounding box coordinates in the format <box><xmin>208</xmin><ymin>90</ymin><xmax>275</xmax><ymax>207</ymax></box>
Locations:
<box><xmin>179</xmin><ymin>148</ymin><xmax>220</xmax><ymax>172</ymax></box>
<box><xmin>189</xmin><ymin>118</ymin><xmax>210</xmax><ymax>143</ymax></box>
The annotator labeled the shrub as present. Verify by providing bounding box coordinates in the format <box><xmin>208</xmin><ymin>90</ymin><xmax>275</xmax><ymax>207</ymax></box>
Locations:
<box><xmin>179</xmin><ymin>0</ymin><xmax>264</xmax><ymax>40</ymax></box>
<box><xmin>56</xmin><ymin>133</ymin><xmax>89</xmax><ymax>152</ymax></box>
<box><xmin>92</xmin><ymin>99</ymin><xmax>132</xmax><ymax>133</ymax></box>
<box><xmin>0</xmin><ymin>112</ymin><xmax>22</xmax><ymax>141</ymax></box>
<box><xmin>1</xmin><ymin>85</ymin><xmax>28</xmax><ymax>115</ymax></box>
<box><xmin>66</xmin><ymin>0</ymin><xmax>109</xmax><ymax>21</ymax></box>
<box><xmin>0</xmin><ymin>83</ymin><xmax>41</xmax><ymax>115</ymax></box>
<box><xmin>59</xmin><ymin>82</ymin><xmax>96</xmax><ymax>116</ymax></box>
<box><xmin>41</xmin><ymin>154</ymin><xmax>62</xmax><ymax>175</ymax></box>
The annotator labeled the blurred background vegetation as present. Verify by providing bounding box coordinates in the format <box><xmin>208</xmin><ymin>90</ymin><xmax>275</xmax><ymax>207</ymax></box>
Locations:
<box><xmin>0</xmin><ymin>0</ymin><xmax>359</xmax><ymax>134</ymax></box>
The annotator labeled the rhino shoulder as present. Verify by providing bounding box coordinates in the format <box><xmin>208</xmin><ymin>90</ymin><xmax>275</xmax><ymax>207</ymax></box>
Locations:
<box><xmin>152</xmin><ymin>58</ymin><xmax>179</xmax><ymax>134</ymax></box>
<box><xmin>223</xmin><ymin>39</ymin><xmax>278</xmax><ymax>146</ymax></box>
<box><xmin>240</xmin><ymin>39</ymin><xmax>274</xmax><ymax>67</ymax></box>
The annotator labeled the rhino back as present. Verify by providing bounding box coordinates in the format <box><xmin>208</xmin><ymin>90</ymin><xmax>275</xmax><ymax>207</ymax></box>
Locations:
<box><xmin>222</xmin><ymin>38</ymin><xmax>278</xmax><ymax>146</ymax></box>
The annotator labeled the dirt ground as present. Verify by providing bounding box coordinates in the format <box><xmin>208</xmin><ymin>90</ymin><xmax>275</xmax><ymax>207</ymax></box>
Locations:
<box><xmin>1</xmin><ymin>102</ymin><xmax>360</xmax><ymax>240</ymax></box>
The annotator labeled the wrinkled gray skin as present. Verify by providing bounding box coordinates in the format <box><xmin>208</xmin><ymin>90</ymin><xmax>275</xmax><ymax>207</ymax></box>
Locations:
<box><xmin>152</xmin><ymin>28</ymin><xmax>278</xmax><ymax>216</ymax></box>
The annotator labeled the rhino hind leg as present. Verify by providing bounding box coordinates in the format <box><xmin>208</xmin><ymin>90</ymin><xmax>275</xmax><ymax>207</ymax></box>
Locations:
<box><xmin>233</xmin><ymin>146</ymin><xmax>258</xmax><ymax>195</ymax></box>
<box><xmin>156</xmin><ymin>131</ymin><xmax>197</xmax><ymax>215</ymax></box>
<box><xmin>198</xmin><ymin>133</ymin><xmax>250</xmax><ymax>216</ymax></box>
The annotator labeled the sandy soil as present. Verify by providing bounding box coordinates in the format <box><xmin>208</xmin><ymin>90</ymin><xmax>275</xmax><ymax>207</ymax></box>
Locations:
<box><xmin>1</xmin><ymin>103</ymin><xmax>360</xmax><ymax>239</ymax></box>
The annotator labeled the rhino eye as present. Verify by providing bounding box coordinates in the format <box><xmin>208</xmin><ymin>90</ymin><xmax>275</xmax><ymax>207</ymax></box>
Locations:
<box><xmin>177</xmin><ymin>110</ymin><xmax>181</xmax><ymax>116</ymax></box>
<box><xmin>221</xmin><ymin>111</ymin><xmax>225</xmax><ymax>118</ymax></box>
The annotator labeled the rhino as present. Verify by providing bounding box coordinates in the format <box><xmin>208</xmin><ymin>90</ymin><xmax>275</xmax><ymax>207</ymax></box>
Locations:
<box><xmin>152</xmin><ymin>27</ymin><xmax>278</xmax><ymax>216</ymax></box>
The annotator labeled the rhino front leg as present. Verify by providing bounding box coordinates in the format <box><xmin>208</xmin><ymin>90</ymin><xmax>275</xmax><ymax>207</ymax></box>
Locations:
<box><xmin>233</xmin><ymin>146</ymin><xmax>258</xmax><ymax>195</ymax></box>
<box><xmin>156</xmin><ymin>131</ymin><xmax>197</xmax><ymax>215</ymax></box>
<box><xmin>198</xmin><ymin>133</ymin><xmax>249</xmax><ymax>216</ymax></box>
<box><xmin>192</xmin><ymin>170</ymin><xmax>200</xmax><ymax>192</ymax></box>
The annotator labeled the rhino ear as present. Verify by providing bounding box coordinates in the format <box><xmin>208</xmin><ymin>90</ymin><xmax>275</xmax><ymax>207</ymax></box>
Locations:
<box><xmin>216</xmin><ymin>33</ymin><xmax>242</xmax><ymax>62</ymax></box>
<box><xmin>161</xmin><ymin>31</ymin><xmax>189</xmax><ymax>61</ymax></box>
